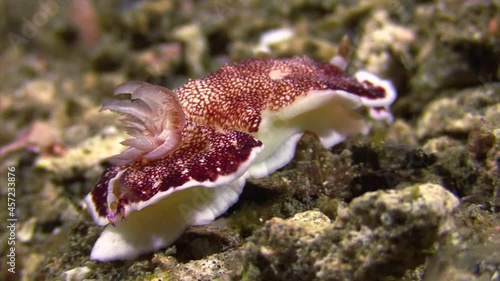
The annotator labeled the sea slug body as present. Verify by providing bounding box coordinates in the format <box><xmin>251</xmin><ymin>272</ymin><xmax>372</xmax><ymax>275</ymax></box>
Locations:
<box><xmin>85</xmin><ymin>51</ymin><xmax>396</xmax><ymax>261</ymax></box>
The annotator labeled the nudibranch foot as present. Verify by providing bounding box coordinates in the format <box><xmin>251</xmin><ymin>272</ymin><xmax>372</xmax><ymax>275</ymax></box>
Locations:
<box><xmin>102</xmin><ymin>81</ymin><xmax>186</xmax><ymax>166</ymax></box>
<box><xmin>89</xmin><ymin>178</ymin><xmax>246</xmax><ymax>261</ymax></box>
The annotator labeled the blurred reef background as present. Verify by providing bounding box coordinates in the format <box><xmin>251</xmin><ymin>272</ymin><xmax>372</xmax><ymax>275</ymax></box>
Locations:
<box><xmin>0</xmin><ymin>0</ymin><xmax>499</xmax><ymax>280</ymax></box>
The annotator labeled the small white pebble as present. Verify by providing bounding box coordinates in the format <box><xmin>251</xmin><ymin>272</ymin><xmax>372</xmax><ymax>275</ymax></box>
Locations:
<box><xmin>62</xmin><ymin>266</ymin><xmax>91</xmax><ymax>281</ymax></box>
<box><xmin>18</xmin><ymin>217</ymin><xmax>37</xmax><ymax>243</ymax></box>
<box><xmin>254</xmin><ymin>27</ymin><xmax>295</xmax><ymax>54</ymax></box>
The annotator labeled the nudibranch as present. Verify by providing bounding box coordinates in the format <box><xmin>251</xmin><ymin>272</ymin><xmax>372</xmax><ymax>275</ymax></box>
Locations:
<box><xmin>85</xmin><ymin>51</ymin><xmax>396</xmax><ymax>261</ymax></box>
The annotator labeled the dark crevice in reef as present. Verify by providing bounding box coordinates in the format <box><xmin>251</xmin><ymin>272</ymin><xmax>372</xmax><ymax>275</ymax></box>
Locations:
<box><xmin>350</xmin><ymin>145</ymin><xmax>381</xmax><ymax>170</ymax></box>
<box><xmin>435</xmin><ymin>165</ymin><xmax>478</xmax><ymax>198</ymax></box>
<box><xmin>452</xmin><ymin>43</ymin><xmax>499</xmax><ymax>81</ymax></box>
<box><xmin>207</xmin><ymin>28</ymin><xmax>231</xmax><ymax>57</ymax></box>
<box><xmin>173</xmin><ymin>233</ymin><xmax>229</xmax><ymax>263</ymax></box>
<box><xmin>38</xmin><ymin>218</ymin><xmax>63</xmax><ymax>234</ymax></box>
<box><xmin>232</xmin><ymin>182</ymin><xmax>282</xmax><ymax>207</ymax></box>
<box><xmin>346</xmin><ymin>144</ymin><xmax>438</xmax><ymax>202</ymax></box>
<box><xmin>400</xmin><ymin>148</ymin><xmax>437</xmax><ymax>169</ymax></box>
